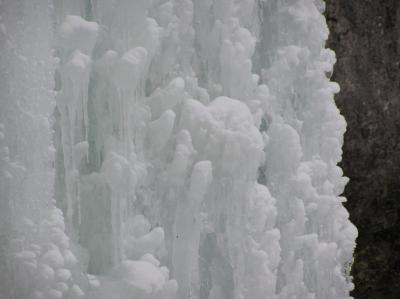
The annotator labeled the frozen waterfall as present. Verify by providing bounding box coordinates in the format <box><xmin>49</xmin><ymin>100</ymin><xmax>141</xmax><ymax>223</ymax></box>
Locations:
<box><xmin>0</xmin><ymin>0</ymin><xmax>357</xmax><ymax>299</ymax></box>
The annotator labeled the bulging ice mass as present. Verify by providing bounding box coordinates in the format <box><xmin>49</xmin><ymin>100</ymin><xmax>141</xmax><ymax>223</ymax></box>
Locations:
<box><xmin>0</xmin><ymin>0</ymin><xmax>357</xmax><ymax>298</ymax></box>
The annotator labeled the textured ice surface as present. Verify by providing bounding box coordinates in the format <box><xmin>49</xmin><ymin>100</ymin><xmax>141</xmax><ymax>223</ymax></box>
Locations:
<box><xmin>0</xmin><ymin>0</ymin><xmax>356</xmax><ymax>299</ymax></box>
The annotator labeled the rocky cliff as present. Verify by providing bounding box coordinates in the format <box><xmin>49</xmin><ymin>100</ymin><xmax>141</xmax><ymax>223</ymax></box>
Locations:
<box><xmin>325</xmin><ymin>1</ymin><xmax>400</xmax><ymax>298</ymax></box>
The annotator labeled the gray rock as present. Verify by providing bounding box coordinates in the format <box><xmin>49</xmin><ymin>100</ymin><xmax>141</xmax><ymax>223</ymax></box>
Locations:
<box><xmin>325</xmin><ymin>1</ymin><xmax>400</xmax><ymax>298</ymax></box>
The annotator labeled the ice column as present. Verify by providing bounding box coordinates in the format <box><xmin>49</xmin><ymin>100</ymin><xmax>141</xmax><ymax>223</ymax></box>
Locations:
<box><xmin>0</xmin><ymin>1</ymin><xmax>91</xmax><ymax>299</ymax></box>
<box><xmin>257</xmin><ymin>0</ymin><xmax>357</xmax><ymax>298</ymax></box>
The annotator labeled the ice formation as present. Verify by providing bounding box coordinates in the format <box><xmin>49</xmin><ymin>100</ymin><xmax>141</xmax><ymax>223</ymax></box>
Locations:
<box><xmin>0</xmin><ymin>0</ymin><xmax>357</xmax><ymax>299</ymax></box>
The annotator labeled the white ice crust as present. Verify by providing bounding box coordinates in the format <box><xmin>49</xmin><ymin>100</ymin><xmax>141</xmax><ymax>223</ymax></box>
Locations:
<box><xmin>0</xmin><ymin>1</ymin><xmax>356</xmax><ymax>299</ymax></box>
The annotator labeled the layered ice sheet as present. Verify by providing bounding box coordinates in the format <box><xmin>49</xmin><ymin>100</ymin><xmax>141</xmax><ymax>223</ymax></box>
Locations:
<box><xmin>0</xmin><ymin>0</ymin><xmax>356</xmax><ymax>299</ymax></box>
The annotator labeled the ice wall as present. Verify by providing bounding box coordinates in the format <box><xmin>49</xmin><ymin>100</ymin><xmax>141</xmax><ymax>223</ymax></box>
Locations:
<box><xmin>0</xmin><ymin>0</ymin><xmax>357</xmax><ymax>299</ymax></box>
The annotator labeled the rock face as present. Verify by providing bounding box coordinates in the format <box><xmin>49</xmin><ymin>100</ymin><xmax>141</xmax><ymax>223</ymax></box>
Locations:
<box><xmin>325</xmin><ymin>1</ymin><xmax>400</xmax><ymax>298</ymax></box>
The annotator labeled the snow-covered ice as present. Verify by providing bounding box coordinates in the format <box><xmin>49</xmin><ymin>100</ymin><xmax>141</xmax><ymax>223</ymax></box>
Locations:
<box><xmin>0</xmin><ymin>0</ymin><xmax>357</xmax><ymax>299</ymax></box>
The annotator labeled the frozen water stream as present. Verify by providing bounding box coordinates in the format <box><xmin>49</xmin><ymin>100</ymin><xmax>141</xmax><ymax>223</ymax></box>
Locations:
<box><xmin>0</xmin><ymin>0</ymin><xmax>356</xmax><ymax>298</ymax></box>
